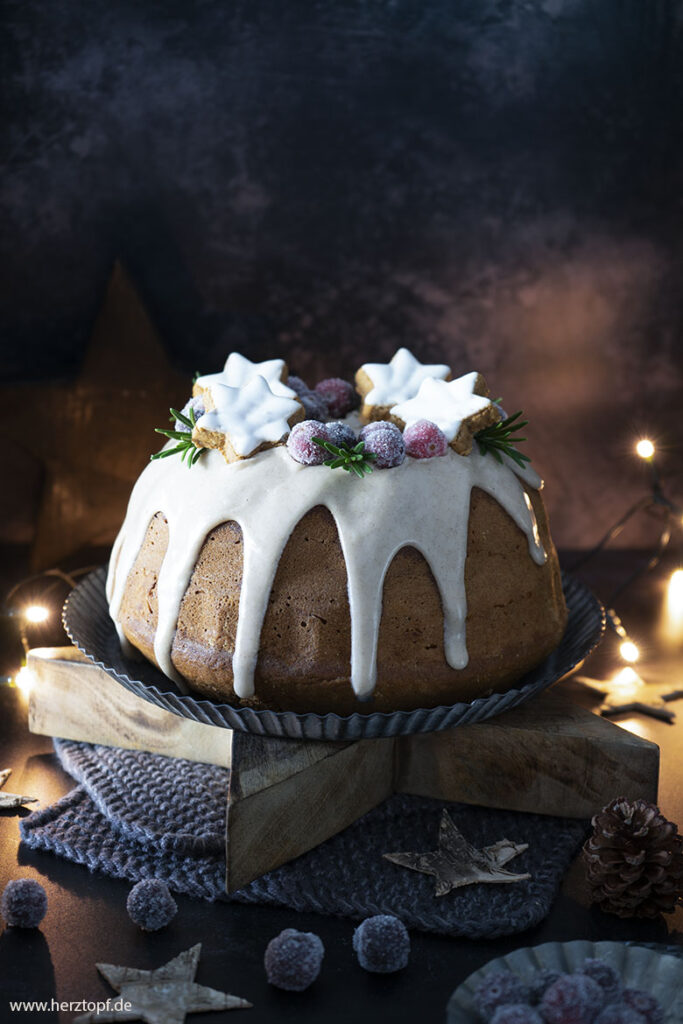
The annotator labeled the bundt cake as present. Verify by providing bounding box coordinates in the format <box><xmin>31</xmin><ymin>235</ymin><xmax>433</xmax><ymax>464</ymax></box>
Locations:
<box><xmin>107</xmin><ymin>349</ymin><xmax>567</xmax><ymax>714</ymax></box>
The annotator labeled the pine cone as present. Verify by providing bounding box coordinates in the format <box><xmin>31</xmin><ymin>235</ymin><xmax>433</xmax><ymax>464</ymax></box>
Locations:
<box><xmin>582</xmin><ymin>797</ymin><xmax>683</xmax><ymax>918</ymax></box>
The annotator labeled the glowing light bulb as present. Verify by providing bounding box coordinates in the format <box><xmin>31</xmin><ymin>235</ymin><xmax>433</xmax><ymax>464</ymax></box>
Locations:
<box><xmin>619</xmin><ymin>640</ymin><xmax>640</xmax><ymax>663</ymax></box>
<box><xmin>24</xmin><ymin>605</ymin><xmax>49</xmax><ymax>624</ymax></box>
<box><xmin>667</xmin><ymin>569</ymin><xmax>683</xmax><ymax>614</ymax></box>
<box><xmin>635</xmin><ymin>438</ymin><xmax>655</xmax><ymax>460</ymax></box>
<box><xmin>14</xmin><ymin>666</ymin><xmax>35</xmax><ymax>699</ymax></box>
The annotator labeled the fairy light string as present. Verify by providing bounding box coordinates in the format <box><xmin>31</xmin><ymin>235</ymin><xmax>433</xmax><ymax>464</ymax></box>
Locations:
<box><xmin>569</xmin><ymin>438</ymin><xmax>683</xmax><ymax>664</ymax></box>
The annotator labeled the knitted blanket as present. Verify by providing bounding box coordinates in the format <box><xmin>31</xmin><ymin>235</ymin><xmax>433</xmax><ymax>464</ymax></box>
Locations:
<box><xmin>20</xmin><ymin>740</ymin><xmax>588</xmax><ymax>938</ymax></box>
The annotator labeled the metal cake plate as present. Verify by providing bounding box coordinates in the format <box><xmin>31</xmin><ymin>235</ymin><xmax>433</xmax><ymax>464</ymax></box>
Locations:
<box><xmin>63</xmin><ymin>567</ymin><xmax>605</xmax><ymax>741</ymax></box>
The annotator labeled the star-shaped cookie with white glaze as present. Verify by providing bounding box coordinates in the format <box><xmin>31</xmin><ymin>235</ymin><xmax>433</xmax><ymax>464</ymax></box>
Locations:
<box><xmin>192</xmin><ymin>375</ymin><xmax>303</xmax><ymax>463</ymax></box>
<box><xmin>74</xmin><ymin>943</ymin><xmax>251</xmax><ymax>1024</ymax></box>
<box><xmin>194</xmin><ymin>352</ymin><xmax>296</xmax><ymax>402</ymax></box>
<box><xmin>391</xmin><ymin>372</ymin><xmax>501</xmax><ymax>454</ymax></box>
<box><xmin>384</xmin><ymin>809</ymin><xmax>530</xmax><ymax>897</ymax></box>
<box><xmin>355</xmin><ymin>347</ymin><xmax>451</xmax><ymax>422</ymax></box>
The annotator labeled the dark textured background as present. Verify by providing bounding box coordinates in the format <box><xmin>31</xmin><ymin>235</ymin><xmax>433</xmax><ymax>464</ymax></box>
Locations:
<box><xmin>2</xmin><ymin>0</ymin><xmax>682</xmax><ymax>547</ymax></box>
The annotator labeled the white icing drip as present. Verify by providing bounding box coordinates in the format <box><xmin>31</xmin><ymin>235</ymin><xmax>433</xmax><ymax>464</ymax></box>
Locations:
<box><xmin>107</xmin><ymin>446</ymin><xmax>546</xmax><ymax>700</ymax></box>
<box><xmin>361</xmin><ymin>348</ymin><xmax>450</xmax><ymax>407</ymax></box>
<box><xmin>195</xmin><ymin>352</ymin><xmax>295</xmax><ymax>399</ymax></box>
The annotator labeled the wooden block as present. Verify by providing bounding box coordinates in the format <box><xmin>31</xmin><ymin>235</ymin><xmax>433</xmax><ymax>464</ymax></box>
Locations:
<box><xmin>395</xmin><ymin>689</ymin><xmax>660</xmax><ymax>817</ymax></box>
<box><xmin>226</xmin><ymin>731</ymin><xmax>394</xmax><ymax>892</ymax></box>
<box><xmin>27</xmin><ymin>647</ymin><xmax>230</xmax><ymax>768</ymax></box>
<box><xmin>25</xmin><ymin>647</ymin><xmax>661</xmax><ymax>892</ymax></box>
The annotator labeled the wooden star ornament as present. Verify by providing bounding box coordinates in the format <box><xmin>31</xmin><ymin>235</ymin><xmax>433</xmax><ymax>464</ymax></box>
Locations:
<box><xmin>0</xmin><ymin>768</ymin><xmax>39</xmax><ymax>810</ymax></box>
<box><xmin>384</xmin><ymin>810</ymin><xmax>531</xmax><ymax>897</ymax></box>
<box><xmin>74</xmin><ymin>943</ymin><xmax>251</xmax><ymax>1024</ymax></box>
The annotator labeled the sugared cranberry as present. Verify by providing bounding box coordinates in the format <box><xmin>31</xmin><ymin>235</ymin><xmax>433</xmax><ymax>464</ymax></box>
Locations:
<box><xmin>286</xmin><ymin>421</ymin><xmax>328</xmax><ymax>465</ymax></box>
<box><xmin>314</xmin><ymin>377</ymin><xmax>358</xmax><ymax>418</ymax></box>
<box><xmin>361</xmin><ymin>422</ymin><xmax>405</xmax><ymax>469</ymax></box>
<box><xmin>540</xmin><ymin>974</ymin><xmax>605</xmax><ymax>1024</ymax></box>
<box><xmin>474</xmin><ymin>972</ymin><xmax>532</xmax><ymax>1021</ymax></box>
<box><xmin>287</xmin><ymin>375</ymin><xmax>329</xmax><ymax>421</ymax></box>
<box><xmin>325</xmin><ymin>421</ymin><xmax>357</xmax><ymax>449</ymax></box>
<box><xmin>621</xmin><ymin>990</ymin><xmax>664</xmax><ymax>1024</ymax></box>
<box><xmin>403</xmin><ymin>419</ymin><xmax>449</xmax><ymax>460</ymax></box>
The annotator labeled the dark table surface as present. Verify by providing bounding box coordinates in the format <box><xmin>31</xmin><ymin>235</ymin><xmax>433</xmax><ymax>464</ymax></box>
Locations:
<box><xmin>1</xmin><ymin>548</ymin><xmax>682</xmax><ymax>1023</ymax></box>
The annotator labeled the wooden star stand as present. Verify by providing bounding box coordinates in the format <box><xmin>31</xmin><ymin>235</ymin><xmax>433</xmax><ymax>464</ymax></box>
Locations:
<box><xmin>26</xmin><ymin>647</ymin><xmax>659</xmax><ymax>894</ymax></box>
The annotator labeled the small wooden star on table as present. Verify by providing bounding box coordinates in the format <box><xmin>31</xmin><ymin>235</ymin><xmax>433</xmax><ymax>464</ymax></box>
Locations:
<box><xmin>0</xmin><ymin>768</ymin><xmax>38</xmax><ymax>811</ymax></box>
<box><xmin>384</xmin><ymin>810</ymin><xmax>531</xmax><ymax>897</ymax></box>
<box><xmin>74</xmin><ymin>943</ymin><xmax>251</xmax><ymax>1024</ymax></box>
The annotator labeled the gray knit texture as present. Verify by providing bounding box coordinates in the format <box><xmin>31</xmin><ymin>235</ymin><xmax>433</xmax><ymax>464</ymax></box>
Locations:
<box><xmin>19</xmin><ymin>740</ymin><xmax>587</xmax><ymax>938</ymax></box>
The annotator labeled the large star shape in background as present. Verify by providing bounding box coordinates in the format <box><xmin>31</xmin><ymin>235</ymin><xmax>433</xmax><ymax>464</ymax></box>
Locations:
<box><xmin>1</xmin><ymin>263</ymin><xmax>188</xmax><ymax>568</ymax></box>
<box><xmin>74</xmin><ymin>943</ymin><xmax>251</xmax><ymax>1024</ymax></box>
<box><xmin>391</xmin><ymin>372</ymin><xmax>500</xmax><ymax>455</ymax></box>
<box><xmin>384</xmin><ymin>809</ymin><xmax>530</xmax><ymax>897</ymax></box>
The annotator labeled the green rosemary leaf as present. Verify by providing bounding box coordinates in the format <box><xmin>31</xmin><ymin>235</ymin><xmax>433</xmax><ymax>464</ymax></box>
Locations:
<box><xmin>152</xmin><ymin>405</ymin><xmax>206</xmax><ymax>468</ymax></box>
<box><xmin>313</xmin><ymin>435</ymin><xmax>375</xmax><ymax>477</ymax></box>
<box><xmin>169</xmin><ymin>407</ymin><xmax>193</xmax><ymax>429</ymax></box>
<box><xmin>475</xmin><ymin>409</ymin><xmax>531</xmax><ymax>468</ymax></box>
<box><xmin>155</xmin><ymin>427</ymin><xmax>192</xmax><ymax>441</ymax></box>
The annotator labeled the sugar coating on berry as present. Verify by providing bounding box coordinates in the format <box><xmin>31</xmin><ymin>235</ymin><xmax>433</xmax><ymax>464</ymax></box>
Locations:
<box><xmin>595</xmin><ymin>1005</ymin><xmax>647</xmax><ymax>1024</ymax></box>
<box><xmin>1</xmin><ymin>879</ymin><xmax>48</xmax><ymax>928</ymax></box>
<box><xmin>578</xmin><ymin>959</ymin><xmax>623</xmax><ymax>1005</ymax></box>
<box><xmin>286</xmin><ymin>421</ymin><xmax>329</xmax><ymax>465</ymax></box>
<box><xmin>491</xmin><ymin>1005</ymin><xmax>542</xmax><ymax>1024</ymax></box>
<box><xmin>288</xmin><ymin>375</ymin><xmax>329</xmax><ymax>421</ymax></box>
<box><xmin>176</xmin><ymin>395</ymin><xmax>206</xmax><ymax>432</ymax></box>
<box><xmin>541</xmin><ymin>974</ymin><xmax>606</xmax><ymax>1024</ymax></box>
<box><xmin>622</xmin><ymin>990</ymin><xmax>664</xmax><ymax>1024</ymax></box>
<box><xmin>474</xmin><ymin>972</ymin><xmax>532</xmax><ymax>1020</ymax></box>
<box><xmin>528</xmin><ymin>970</ymin><xmax>563</xmax><ymax>1005</ymax></box>
<box><xmin>325</xmin><ymin>421</ymin><xmax>357</xmax><ymax>449</ymax></box>
<box><xmin>361</xmin><ymin>422</ymin><xmax>405</xmax><ymax>469</ymax></box>
<box><xmin>403</xmin><ymin>419</ymin><xmax>449</xmax><ymax>460</ymax></box>
<box><xmin>126</xmin><ymin>878</ymin><xmax>177</xmax><ymax>932</ymax></box>
<box><xmin>264</xmin><ymin>928</ymin><xmax>324</xmax><ymax>991</ymax></box>
<box><xmin>359</xmin><ymin>420</ymin><xmax>389</xmax><ymax>438</ymax></box>
<box><xmin>352</xmin><ymin>915</ymin><xmax>410</xmax><ymax>973</ymax></box>
<box><xmin>314</xmin><ymin>377</ymin><xmax>357</xmax><ymax>419</ymax></box>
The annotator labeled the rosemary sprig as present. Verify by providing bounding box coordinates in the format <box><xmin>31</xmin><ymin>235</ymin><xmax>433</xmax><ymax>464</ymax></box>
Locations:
<box><xmin>313</xmin><ymin>437</ymin><xmax>377</xmax><ymax>478</ymax></box>
<box><xmin>151</xmin><ymin>406</ymin><xmax>206</xmax><ymax>467</ymax></box>
<box><xmin>475</xmin><ymin>410</ymin><xmax>531</xmax><ymax>470</ymax></box>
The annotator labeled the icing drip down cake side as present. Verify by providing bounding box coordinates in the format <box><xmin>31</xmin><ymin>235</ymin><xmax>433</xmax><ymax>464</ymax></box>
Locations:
<box><xmin>107</xmin><ymin>350</ymin><xmax>568</xmax><ymax>715</ymax></box>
